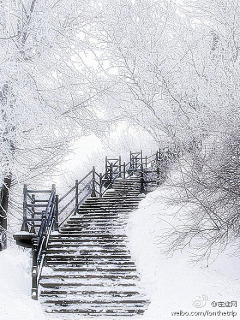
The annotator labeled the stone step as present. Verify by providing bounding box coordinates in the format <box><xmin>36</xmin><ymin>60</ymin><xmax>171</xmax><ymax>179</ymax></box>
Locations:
<box><xmin>45</xmin><ymin>261</ymin><xmax>136</xmax><ymax>267</ymax></box>
<box><xmin>46</xmin><ymin>266</ymin><xmax>137</xmax><ymax>272</ymax></box>
<box><xmin>40</xmin><ymin>281</ymin><xmax>138</xmax><ymax>288</ymax></box>
<box><xmin>61</xmin><ymin>222</ymin><xmax>125</xmax><ymax>227</ymax></box>
<box><xmin>75</xmin><ymin>214</ymin><xmax>121</xmax><ymax>219</ymax></box>
<box><xmin>59</xmin><ymin>226</ymin><xmax>125</xmax><ymax>232</ymax></box>
<box><xmin>109</xmin><ymin>191</ymin><xmax>140</xmax><ymax>194</ymax></box>
<box><xmin>54</xmin><ymin>232</ymin><xmax>126</xmax><ymax>236</ymax></box>
<box><xmin>77</xmin><ymin>209</ymin><xmax>133</xmax><ymax>213</ymax></box>
<box><xmin>43</xmin><ymin>298</ymin><xmax>147</xmax><ymax>305</ymax></box>
<box><xmin>85</xmin><ymin>197</ymin><xmax>140</xmax><ymax>201</ymax></box>
<box><xmin>48</xmin><ymin>239</ymin><xmax>128</xmax><ymax>245</ymax></box>
<box><xmin>63</xmin><ymin>221</ymin><xmax>126</xmax><ymax>225</ymax></box>
<box><xmin>79</xmin><ymin>205</ymin><xmax>139</xmax><ymax>209</ymax></box>
<box><xmin>58</xmin><ymin>229</ymin><xmax>125</xmax><ymax>234</ymax></box>
<box><xmin>101</xmin><ymin>195</ymin><xmax>145</xmax><ymax>199</ymax></box>
<box><xmin>50</xmin><ymin>234</ymin><xmax>127</xmax><ymax>238</ymax></box>
<box><xmin>44</xmin><ymin>307</ymin><xmax>146</xmax><ymax>315</ymax></box>
<box><xmin>76</xmin><ymin>210</ymin><xmax>132</xmax><ymax>215</ymax></box>
<box><xmin>40</xmin><ymin>289</ymin><xmax>141</xmax><ymax>298</ymax></box>
<box><xmin>46</xmin><ymin>249</ymin><xmax>130</xmax><ymax>254</ymax></box>
<box><xmin>47</xmin><ymin>247</ymin><xmax>128</xmax><ymax>253</ymax></box>
<box><xmin>41</xmin><ymin>274</ymin><xmax>139</xmax><ymax>280</ymax></box>
<box><xmin>65</xmin><ymin>220</ymin><xmax>126</xmax><ymax>225</ymax></box>
<box><xmin>84</xmin><ymin>199</ymin><xmax>140</xmax><ymax>203</ymax></box>
<box><xmin>110</xmin><ymin>188</ymin><xmax>139</xmax><ymax>191</ymax></box>
<box><xmin>63</xmin><ymin>220</ymin><xmax>126</xmax><ymax>225</ymax></box>
<box><xmin>74</xmin><ymin>214</ymin><xmax>123</xmax><ymax>219</ymax></box>
<box><xmin>46</xmin><ymin>254</ymin><xmax>132</xmax><ymax>260</ymax></box>
<box><xmin>48</xmin><ymin>239</ymin><xmax>128</xmax><ymax>244</ymax></box>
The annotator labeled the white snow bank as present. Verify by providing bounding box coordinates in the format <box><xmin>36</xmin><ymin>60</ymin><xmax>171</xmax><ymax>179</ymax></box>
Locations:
<box><xmin>0</xmin><ymin>247</ymin><xmax>46</xmax><ymax>320</ymax></box>
<box><xmin>127</xmin><ymin>185</ymin><xmax>240</xmax><ymax>320</ymax></box>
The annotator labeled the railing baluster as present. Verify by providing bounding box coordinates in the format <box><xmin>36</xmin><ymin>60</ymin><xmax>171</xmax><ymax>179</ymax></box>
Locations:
<box><xmin>140</xmin><ymin>165</ymin><xmax>146</xmax><ymax>193</ymax></box>
<box><xmin>99</xmin><ymin>173</ymin><xmax>103</xmax><ymax>197</ymax></box>
<box><xmin>30</xmin><ymin>194</ymin><xmax>35</xmax><ymax>233</ymax></box>
<box><xmin>119</xmin><ymin>156</ymin><xmax>122</xmax><ymax>178</ymax></box>
<box><xmin>109</xmin><ymin>163</ymin><xmax>113</xmax><ymax>186</ymax></box>
<box><xmin>21</xmin><ymin>184</ymin><xmax>29</xmax><ymax>232</ymax></box>
<box><xmin>54</xmin><ymin>195</ymin><xmax>59</xmax><ymax>231</ymax></box>
<box><xmin>75</xmin><ymin>180</ymin><xmax>79</xmax><ymax>215</ymax></box>
<box><xmin>91</xmin><ymin>167</ymin><xmax>96</xmax><ymax>197</ymax></box>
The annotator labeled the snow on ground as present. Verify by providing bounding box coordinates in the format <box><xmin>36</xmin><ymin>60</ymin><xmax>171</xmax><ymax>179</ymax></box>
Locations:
<box><xmin>0</xmin><ymin>247</ymin><xmax>46</xmax><ymax>320</ymax></box>
<box><xmin>127</xmin><ymin>182</ymin><xmax>240</xmax><ymax>320</ymax></box>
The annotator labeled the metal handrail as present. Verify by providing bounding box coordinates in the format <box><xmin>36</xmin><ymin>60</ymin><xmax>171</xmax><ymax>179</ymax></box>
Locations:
<box><xmin>31</xmin><ymin>188</ymin><xmax>57</xmax><ymax>300</ymax></box>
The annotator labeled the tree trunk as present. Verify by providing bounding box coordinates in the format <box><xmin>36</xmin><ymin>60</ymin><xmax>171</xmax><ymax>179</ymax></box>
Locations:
<box><xmin>0</xmin><ymin>174</ymin><xmax>12</xmax><ymax>250</ymax></box>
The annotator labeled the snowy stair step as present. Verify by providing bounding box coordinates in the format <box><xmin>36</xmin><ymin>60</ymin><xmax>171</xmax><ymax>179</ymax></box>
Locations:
<box><xmin>40</xmin><ymin>281</ymin><xmax>139</xmax><ymax>288</ymax></box>
<box><xmin>41</xmin><ymin>274</ymin><xmax>140</xmax><ymax>280</ymax></box>
<box><xmin>45</xmin><ymin>261</ymin><xmax>136</xmax><ymax>267</ymax></box>
<box><xmin>46</xmin><ymin>248</ymin><xmax>130</xmax><ymax>254</ymax></box>
<box><xmin>40</xmin><ymin>290</ymin><xmax>142</xmax><ymax>298</ymax></box>
<box><xmin>44</xmin><ymin>307</ymin><xmax>146</xmax><ymax>315</ymax></box>
<box><xmin>46</xmin><ymin>266</ymin><xmax>137</xmax><ymax>272</ymax></box>
<box><xmin>43</xmin><ymin>298</ymin><xmax>147</xmax><ymax>305</ymax></box>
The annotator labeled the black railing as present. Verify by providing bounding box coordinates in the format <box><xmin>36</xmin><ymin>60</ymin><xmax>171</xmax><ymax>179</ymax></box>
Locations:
<box><xmin>17</xmin><ymin>148</ymin><xmax>178</xmax><ymax>300</ymax></box>
<box><xmin>31</xmin><ymin>187</ymin><xmax>57</xmax><ymax>299</ymax></box>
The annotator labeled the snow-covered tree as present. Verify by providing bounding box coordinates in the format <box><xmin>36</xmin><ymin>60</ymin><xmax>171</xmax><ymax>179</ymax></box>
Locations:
<box><xmin>0</xmin><ymin>0</ymin><xmax>107</xmax><ymax>249</ymax></box>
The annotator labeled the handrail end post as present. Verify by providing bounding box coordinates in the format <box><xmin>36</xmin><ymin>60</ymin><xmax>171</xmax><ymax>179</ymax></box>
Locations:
<box><xmin>31</xmin><ymin>286</ymin><xmax>38</xmax><ymax>300</ymax></box>
<box><xmin>91</xmin><ymin>167</ymin><xmax>96</xmax><ymax>197</ymax></box>
<box><xmin>32</xmin><ymin>246</ymin><xmax>38</xmax><ymax>300</ymax></box>
<box><xmin>53</xmin><ymin>195</ymin><xmax>59</xmax><ymax>230</ymax></box>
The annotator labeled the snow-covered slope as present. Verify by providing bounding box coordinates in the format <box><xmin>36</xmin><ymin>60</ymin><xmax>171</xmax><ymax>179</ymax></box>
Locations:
<box><xmin>127</xmin><ymin>185</ymin><xmax>240</xmax><ymax>319</ymax></box>
<box><xmin>0</xmin><ymin>248</ymin><xmax>46</xmax><ymax>320</ymax></box>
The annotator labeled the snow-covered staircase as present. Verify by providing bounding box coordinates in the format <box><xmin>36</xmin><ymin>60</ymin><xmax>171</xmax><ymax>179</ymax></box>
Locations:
<box><xmin>39</xmin><ymin>176</ymin><xmax>150</xmax><ymax>317</ymax></box>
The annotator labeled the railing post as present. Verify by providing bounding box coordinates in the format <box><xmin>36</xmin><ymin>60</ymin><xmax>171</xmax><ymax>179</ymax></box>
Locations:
<box><xmin>119</xmin><ymin>156</ymin><xmax>122</xmax><ymax>178</ymax></box>
<box><xmin>30</xmin><ymin>194</ymin><xmax>35</xmax><ymax>233</ymax></box>
<box><xmin>139</xmin><ymin>165</ymin><xmax>146</xmax><ymax>194</ymax></box>
<box><xmin>91</xmin><ymin>167</ymin><xmax>96</xmax><ymax>197</ymax></box>
<box><xmin>21</xmin><ymin>184</ymin><xmax>29</xmax><ymax>232</ymax></box>
<box><xmin>145</xmin><ymin>156</ymin><xmax>147</xmax><ymax>168</ymax></box>
<box><xmin>99</xmin><ymin>173</ymin><xmax>103</xmax><ymax>197</ymax></box>
<box><xmin>156</xmin><ymin>152</ymin><xmax>160</xmax><ymax>185</ymax></box>
<box><xmin>123</xmin><ymin>162</ymin><xmax>126</xmax><ymax>179</ymax></box>
<box><xmin>75</xmin><ymin>180</ymin><xmax>79</xmax><ymax>215</ymax></box>
<box><xmin>109</xmin><ymin>163</ymin><xmax>113</xmax><ymax>185</ymax></box>
<box><xmin>54</xmin><ymin>195</ymin><xmax>59</xmax><ymax>231</ymax></box>
<box><xmin>140</xmin><ymin>150</ymin><xmax>143</xmax><ymax>169</ymax></box>
<box><xmin>32</xmin><ymin>245</ymin><xmax>38</xmax><ymax>300</ymax></box>
<box><xmin>156</xmin><ymin>161</ymin><xmax>160</xmax><ymax>185</ymax></box>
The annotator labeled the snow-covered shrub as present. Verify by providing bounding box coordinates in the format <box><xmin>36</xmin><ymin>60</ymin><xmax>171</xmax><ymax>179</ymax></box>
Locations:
<box><xmin>162</xmin><ymin>134</ymin><xmax>240</xmax><ymax>262</ymax></box>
